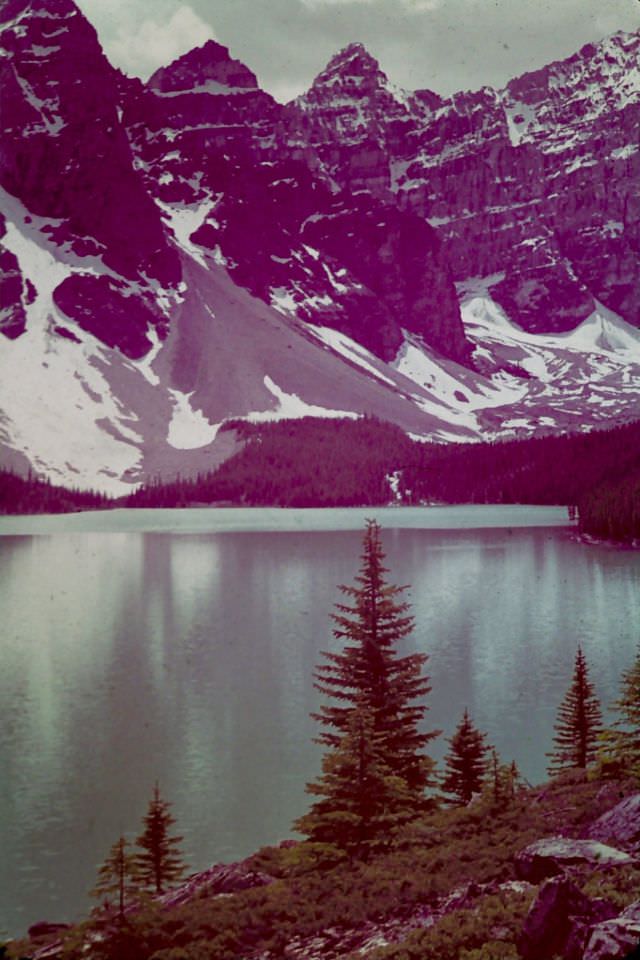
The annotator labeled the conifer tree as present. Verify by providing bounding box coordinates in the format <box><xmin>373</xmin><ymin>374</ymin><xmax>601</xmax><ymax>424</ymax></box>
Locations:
<box><xmin>91</xmin><ymin>836</ymin><xmax>139</xmax><ymax>921</ymax></box>
<box><xmin>605</xmin><ymin>645</ymin><xmax>640</xmax><ymax>776</ymax></box>
<box><xmin>294</xmin><ymin>700</ymin><xmax>415</xmax><ymax>858</ymax></box>
<box><xmin>546</xmin><ymin>647</ymin><xmax>603</xmax><ymax>775</ymax></box>
<box><xmin>441</xmin><ymin>708</ymin><xmax>489</xmax><ymax>804</ymax></box>
<box><xmin>490</xmin><ymin>748</ymin><xmax>501</xmax><ymax>803</ymax></box>
<box><xmin>483</xmin><ymin>748</ymin><xmax>520</xmax><ymax>807</ymax></box>
<box><xmin>135</xmin><ymin>783</ymin><xmax>187</xmax><ymax>894</ymax></box>
<box><xmin>298</xmin><ymin>520</ymin><xmax>439</xmax><ymax>854</ymax></box>
<box><xmin>507</xmin><ymin>759</ymin><xmax>521</xmax><ymax>800</ymax></box>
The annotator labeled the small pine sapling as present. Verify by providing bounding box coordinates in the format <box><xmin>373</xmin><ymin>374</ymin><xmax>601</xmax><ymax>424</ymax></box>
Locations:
<box><xmin>135</xmin><ymin>783</ymin><xmax>187</xmax><ymax>894</ymax></box>
<box><xmin>441</xmin><ymin>708</ymin><xmax>489</xmax><ymax>804</ymax></box>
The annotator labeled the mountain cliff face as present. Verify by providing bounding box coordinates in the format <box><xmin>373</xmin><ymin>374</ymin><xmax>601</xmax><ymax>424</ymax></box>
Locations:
<box><xmin>0</xmin><ymin>0</ymin><xmax>181</xmax><ymax>355</ymax></box>
<box><xmin>289</xmin><ymin>32</ymin><xmax>640</xmax><ymax>335</ymax></box>
<box><xmin>123</xmin><ymin>40</ymin><xmax>467</xmax><ymax>363</ymax></box>
<box><xmin>0</xmin><ymin>0</ymin><xmax>638</xmax><ymax>492</ymax></box>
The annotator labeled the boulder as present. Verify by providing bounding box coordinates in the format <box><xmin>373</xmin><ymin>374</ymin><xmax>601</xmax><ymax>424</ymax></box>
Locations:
<box><xmin>582</xmin><ymin>794</ymin><xmax>640</xmax><ymax>854</ymax></box>
<box><xmin>583</xmin><ymin>901</ymin><xmax>640</xmax><ymax>960</ymax></box>
<box><xmin>160</xmin><ymin>860</ymin><xmax>274</xmax><ymax>908</ymax></box>
<box><xmin>518</xmin><ymin>876</ymin><xmax>616</xmax><ymax>960</ymax></box>
<box><xmin>515</xmin><ymin>836</ymin><xmax>635</xmax><ymax>882</ymax></box>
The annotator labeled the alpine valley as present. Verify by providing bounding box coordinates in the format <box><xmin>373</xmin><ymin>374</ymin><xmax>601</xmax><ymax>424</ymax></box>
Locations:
<box><xmin>1</xmin><ymin>0</ymin><xmax>640</xmax><ymax>494</ymax></box>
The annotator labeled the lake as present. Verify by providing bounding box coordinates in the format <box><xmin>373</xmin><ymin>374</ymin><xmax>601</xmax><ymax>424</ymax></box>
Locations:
<box><xmin>1</xmin><ymin>506</ymin><xmax>638</xmax><ymax>937</ymax></box>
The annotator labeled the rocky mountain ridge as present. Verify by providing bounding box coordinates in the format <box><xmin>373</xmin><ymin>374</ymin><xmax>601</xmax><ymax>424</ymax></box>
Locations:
<box><xmin>289</xmin><ymin>30</ymin><xmax>640</xmax><ymax>335</ymax></box>
<box><xmin>0</xmin><ymin>0</ymin><xmax>639</xmax><ymax>492</ymax></box>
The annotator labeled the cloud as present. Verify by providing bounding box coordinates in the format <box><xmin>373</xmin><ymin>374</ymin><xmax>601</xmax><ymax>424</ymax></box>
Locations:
<box><xmin>105</xmin><ymin>5</ymin><xmax>217</xmax><ymax>78</ymax></box>
<box><xmin>299</xmin><ymin>0</ymin><xmax>374</xmax><ymax>6</ymax></box>
<box><xmin>300</xmin><ymin>0</ymin><xmax>443</xmax><ymax>6</ymax></box>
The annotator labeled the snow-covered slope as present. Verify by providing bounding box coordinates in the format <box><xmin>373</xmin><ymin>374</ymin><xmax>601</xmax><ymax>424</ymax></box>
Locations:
<box><xmin>2</xmin><ymin>180</ymin><xmax>639</xmax><ymax>493</ymax></box>
<box><xmin>461</xmin><ymin>293</ymin><xmax>640</xmax><ymax>435</ymax></box>
<box><xmin>1</xmin><ymin>1</ymin><xmax>639</xmax><ymax>492</ymax></box>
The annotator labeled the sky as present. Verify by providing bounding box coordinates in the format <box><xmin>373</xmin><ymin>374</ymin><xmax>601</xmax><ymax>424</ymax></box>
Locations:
<box><xmin>76</xmin><ymin>0</ymin><xmax>640</xmax><ymax>102</ymax></box>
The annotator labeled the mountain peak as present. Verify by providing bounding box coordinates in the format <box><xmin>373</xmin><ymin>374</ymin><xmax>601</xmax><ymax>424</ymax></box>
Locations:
<box><xmin>313</xmin><ymin>42</ymin><xmax>384</xmax><ymax>86</ymax></box>
<box><xmin>1</xmin><ymin>0</ymin><xmax>79</xmax><ymax>18</ymax></box>
<box><xmin>335</xmin><ymin>41</ymin><xmax>372</xmax><ymax>61</ymax></box>
<box><xmin>148</xmin><ymin>40</ymin><xmax>259</xmax><ymax>94</ymax></box>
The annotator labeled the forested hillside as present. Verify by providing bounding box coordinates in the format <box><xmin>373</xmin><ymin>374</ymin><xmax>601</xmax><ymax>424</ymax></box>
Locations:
<box><xmin>577</xmin><ymin>470</ymin><xmax>640</xmax><ymax>542</ymax></box>
<box><xmin>124</xmin><ymin>418</ymin><xmax>640</xmax><ymax>538</ymax></box>
<box><xmin>0</xmin><ymin>470</ymin><xmax>108</xmax><ymax>515</ymax></box>
<box><xmin>2</xmin><ymin>417</ymin><xmax>639</xmax><ymax>542</ymax></box>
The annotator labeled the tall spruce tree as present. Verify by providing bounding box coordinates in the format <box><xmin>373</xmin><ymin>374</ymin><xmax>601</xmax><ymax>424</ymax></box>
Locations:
<box><xmin>297</xmin><ymin>520</ymin><xmax>438</xmax><ymax>854</ymax></box>
<box><xmin>546</xmin><ymin>647</ymin><xmax>603</xmax><ymax>775</ymax></box>
<box><xmin>135</xmin><ymin>783</ymin><xmax>186</xmax><ymax>894</ymax></box>
<box><xmin>91</xmin><ymin>836</ymin><xmax>139</xmax><ymax>921</ymax></box>
<box><xmin>605</xmin><ymin>645</ymin><xmax>640</xmax><ymax>776</ymax></box>
<box><xmin>441</xmin><ymin>709</ymin><xmax>489</xmax><ymax>804</ymax></box>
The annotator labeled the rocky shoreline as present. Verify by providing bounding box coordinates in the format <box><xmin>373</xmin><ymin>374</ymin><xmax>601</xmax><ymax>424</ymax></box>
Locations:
<box><xmin>12</xmin><ymin>780</ymin><xmax>640</xmax><ymax>960</ymax></box>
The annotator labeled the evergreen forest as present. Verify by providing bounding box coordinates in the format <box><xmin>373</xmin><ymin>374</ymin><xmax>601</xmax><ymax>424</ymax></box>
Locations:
<box><xmin>2</xmin><ymin>416</ymin><xmax>640</xmax><ymax>541</ymax></box>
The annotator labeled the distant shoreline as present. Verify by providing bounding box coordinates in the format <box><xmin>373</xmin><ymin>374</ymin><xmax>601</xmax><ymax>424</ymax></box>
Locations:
<box><xmin>0</xmin><ymin>504</ymin><xmax>576</xmax><ymax>536</ymax></box>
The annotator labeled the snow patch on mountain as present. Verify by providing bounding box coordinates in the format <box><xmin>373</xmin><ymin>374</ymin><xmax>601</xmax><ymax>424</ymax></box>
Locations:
<box><xmin>1</xmin><ymin>210</ymin><xmax>73</xmax><ymax>329</ymax></box>
<box><xmin>129</xmin><ymin>326</ymin><xmax>163</xmax><ymax>386</ymax></box>
<box><xmin>0</xmin><ymin>328</ymin><xmax>143</xmax><ymax>494</ymax></box>
<box><xmin>394</xmin><ymin>339</ymin><xmax>525</xmax><ymax>411</ymax></box>
<box><xmin>310</xmin><ymin>326</ymin><xmax>396</xmax><ymax>385</ymax></box>
<box><xmin>611</xmin><ymin>144</ymin><xmax>638</xmax><ymax>161</ymax></box>
<box><xmin>167</xmin><ymin>390</ymin><xmax>220</xmax><ymax>449</ymax></box>
<box><xmin>0</xmin><ymin>194</ymin><xmax>157</xmax><ymax>493</ymax></box>
<box><xmin>463</xmin><ymin>293</ymin><xmax>640</xmax><ymax>362</ymax></box>
<box><xmin>153</xmin><ymin>81</ymin><xmax>254</xmax><ymax>98</ymax></box>
<box><xmin>155</xmin><ymin>196</ymin><xmax>219</xmax><ymax>267</ymax></box>
<box><xmin>247</xmin><ymin>376</ymin><xmax>358</xmax><ymax>423</ymax></box>
<box><xmin>460</xmin><ymin>292</ymin><xmax>640</xmax><ymax>434</ymax></box>
<box><xmin>270</xmin><ymin>288</ymin><xmax>297</xmax><ymax>314</ymax></box>
<box><xmin>501</xmin><ymin>97</ymin><xmax>538</xmax><ymax>147</ymax></box>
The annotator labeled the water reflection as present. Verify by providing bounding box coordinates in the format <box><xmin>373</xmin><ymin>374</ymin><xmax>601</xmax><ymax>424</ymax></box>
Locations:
<box><xmin>0</xmin><ymin>522</ymin><xmax>639</xmax><ymax>936</ymax></box>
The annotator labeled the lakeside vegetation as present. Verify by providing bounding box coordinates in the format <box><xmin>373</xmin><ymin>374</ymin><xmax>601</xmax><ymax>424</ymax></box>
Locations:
<box><xmin>5</xmin><ymin>522</ymin><xmax>640</xmax><ymax>960</ymax></box>
<box><xmin>2</xmin><ymin>416</ymin><xmax>640</xmax><ymax>541</ymax></box>
<box><xmin>11</xmin><ymin>777</ymin><xmax>638</xmax><ymax>960</ymax></box>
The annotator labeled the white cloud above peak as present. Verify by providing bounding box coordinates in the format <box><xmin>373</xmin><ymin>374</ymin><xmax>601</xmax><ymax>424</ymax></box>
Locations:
<box><xmin>299</xmin><ymin>0</ymin><xmax>443</xmax><ymax>8</ymax></box>
<box><xmin>81</xmin><ymin>3</ymin><xmax>217</xmax><ymax>79</ymax></box>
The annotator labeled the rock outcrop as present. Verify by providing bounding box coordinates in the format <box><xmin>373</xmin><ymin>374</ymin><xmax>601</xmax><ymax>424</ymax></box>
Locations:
<box><xmin>160</xmin><ymin>859</ymin><xmax>274</xmax><ymax>909</ymax></box>
<box><xmin>123</xmin><ymin>39</ymin><xmax>468</xmax><ymax>364</ymax></box>
<box><xmin>518</xmin><ymin>877</ymin><xmax>616</xmax><ymax>960</ymax></box>
<box><xmin>0</xmin><ymin>0</ymin><xmax>181</xmax><ymax>353</ymax></box>
<box><xmin>514</xmin><ymin>836</ymin><xmax>636</xmax><ymax>883</ymax></box>
<box><xmin>582</xmin><ymin>793</ymin><xmax>640</xmax><ymax>853</ymax></box>
<box><xmin>583</xmin><ymin>901</ymin><xmax>640</xmax><ymax>960</ymax></box>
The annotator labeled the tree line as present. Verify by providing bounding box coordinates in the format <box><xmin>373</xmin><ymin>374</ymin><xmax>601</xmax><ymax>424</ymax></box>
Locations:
<box><xmin>120</xmin><ymin>416</ymin><xmax>640</xmax><ymax>520</ymax></box>
<box><xmin>576</xmin><ymin>468</ymin><xmax>640</xmax><ymax>543</ymax></box>
<box><xmin>2</xmin><ymin>415</ymin><xmax>639</xmax><ymax>536</ymax></box>
<box><xmin>0</xmin><ymin>469</ymin><xmax>108</xmax><ymax>515</ymax></box>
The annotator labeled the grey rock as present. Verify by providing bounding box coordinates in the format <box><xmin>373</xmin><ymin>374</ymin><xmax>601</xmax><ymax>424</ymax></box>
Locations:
<box><xmin>515</xmin><ymin>836</ymin><xmax>635</xmax><ymax>882</ymax></box>
<box><xmin>583</xmin><ymin>900</ymin><xmax>640</xmax><ymax>960</ymax></box>
<box><xmin>583</xmin><ymin>793</ymin><xmax>640</xmax><ymax>854</ymax></box>
<box><xmin>160</xmin><ymin>860</ymin><xmax>274</xmax><ymax>908</ymax></box>
<box><xmin>518</xmin><ymin>876</ymin><xmax>615</xmax><ymax>960</ymax></box>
